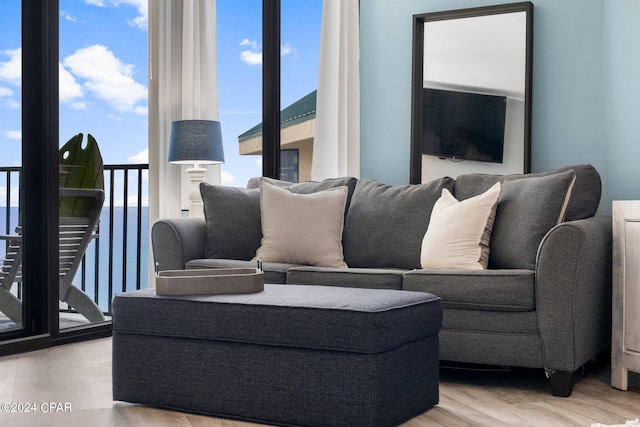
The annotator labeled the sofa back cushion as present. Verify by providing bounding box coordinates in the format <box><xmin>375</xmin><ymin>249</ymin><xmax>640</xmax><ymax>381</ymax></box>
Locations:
<box><xmin>343</xmin><ymin>177</ymin><xmax>455</xmax><ymax>269</ymax></box>
<box><xmin>454</xmin><ymin>164</ymin><xmax>601</xmax><ymax>220</ymax></box>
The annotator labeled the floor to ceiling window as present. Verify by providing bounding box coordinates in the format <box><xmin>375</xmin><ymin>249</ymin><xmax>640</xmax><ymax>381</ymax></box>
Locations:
<box><xmin>1</xmin><ymin>0</ymin><xmax>318</xmax><ymax>355</ymax></box>
<box><xmin>217</xmin><ymin>0</ymin><xmax>264</xmax><ymax>187</ymax></box>
<box><xmin>219</xmin><ymin>0</ymin><xmax>321</xmax><ymax>185</ymax></box>
<box><xmin>0</xmin><ymin>0</ymin><xmax>59</xmax><ymax>355</ymax></box>
<box><xmin>0</xmin><ymin>0</ymin><xmax>143</xmax><ymax>355</ymax></box>
<box><xmin>57</xmin><ymin>0</ymin><xmax>149</xmax><ymax>333</ymax></box>
<box><xmin>0</xmin><ymin>0</ymin><xmax>25</xmax><ymax>338</ymax></box>
<box><xmin>279</xmin><ymin>0</ymin><xmax>322</xmax><ymax>182</ymax></box>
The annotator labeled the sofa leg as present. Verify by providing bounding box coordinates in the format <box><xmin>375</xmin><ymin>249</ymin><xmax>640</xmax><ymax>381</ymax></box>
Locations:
<box><xmin>546</xmin><ymin>369</ymin><xmax>575</xmax><ymax>397</ymax></box>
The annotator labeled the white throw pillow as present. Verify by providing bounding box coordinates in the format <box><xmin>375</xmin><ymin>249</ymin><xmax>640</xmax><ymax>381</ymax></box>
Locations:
<box><xmin>421</xmin><ymin>182</ymin><xmax>501</xmax><ymax>270</ymax></box>
<box><xmin>254</xmin><ymin>178</ymin><xmax>348</xmax><ymax>268</ymax></box>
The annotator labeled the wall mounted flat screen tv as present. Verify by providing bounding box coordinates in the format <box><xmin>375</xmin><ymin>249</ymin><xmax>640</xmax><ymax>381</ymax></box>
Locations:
<box><xmin>421</xmin><ymin>88</ymin><xmax>507</xmax><ymax>163</ymax></box>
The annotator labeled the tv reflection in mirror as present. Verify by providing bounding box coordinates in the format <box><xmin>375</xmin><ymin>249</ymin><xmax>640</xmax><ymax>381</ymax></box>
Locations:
<box><xmin>421</xmin><ymin>88</ymin><xmax>506</xmax><ymax>163</ymax></box>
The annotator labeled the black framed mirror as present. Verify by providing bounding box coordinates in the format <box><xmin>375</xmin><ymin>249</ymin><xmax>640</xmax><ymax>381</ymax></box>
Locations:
<box><xmin>410</xmin><ymin>2</ymin><xmax>533</xmax><ymax>184</ymax></box>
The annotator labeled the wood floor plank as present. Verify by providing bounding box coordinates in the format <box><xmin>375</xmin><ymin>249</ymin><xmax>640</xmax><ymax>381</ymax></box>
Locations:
<box><xmin>0</xmin><ymin>337</ymin><xmax>639</xmax><ymax>426</ymax></box>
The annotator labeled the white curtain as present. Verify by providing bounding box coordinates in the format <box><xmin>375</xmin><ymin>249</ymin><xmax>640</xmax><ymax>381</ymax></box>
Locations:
<box><xmin>311</xmin><ymin>0</ymin><xmax>360</xmax><ymax>180</ymax></box>
<box><xmin>148</xmin><ymin>0</ymin><xmax>219</xmax><ymax>283</ymax></box>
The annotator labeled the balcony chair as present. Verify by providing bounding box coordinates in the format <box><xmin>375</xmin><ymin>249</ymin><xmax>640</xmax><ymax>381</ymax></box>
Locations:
<box><xmin>0</xmin><ymin>133</ymin><xmax>106</xmax><ymax>326</ymax></box>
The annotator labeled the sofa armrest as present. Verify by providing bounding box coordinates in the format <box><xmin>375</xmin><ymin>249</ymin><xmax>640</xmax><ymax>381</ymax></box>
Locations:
<box><xmin>535</xmin><ymin>215</ymin><xmax>612</xmax><ymax>372</ymax></box>
<box><xmin>151</xmin><ymin>217</ymin><xmax>207</xmax><ymax>271</ymax></box>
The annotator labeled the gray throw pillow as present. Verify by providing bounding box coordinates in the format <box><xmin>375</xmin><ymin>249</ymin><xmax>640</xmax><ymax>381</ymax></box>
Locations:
<box><xmin>343</xmin><ymin>177</ymin><xmax>456</xmax><ymax>269</ymax></box>
<box><xmin>489</xmin><ymin>169</ymin><xmax>576</xmax><ymax>270</ymax></box>
<box><xmin>200</xmin><ymin>182</ymin><xmax>262</xmax><ymax>261</ymax></box>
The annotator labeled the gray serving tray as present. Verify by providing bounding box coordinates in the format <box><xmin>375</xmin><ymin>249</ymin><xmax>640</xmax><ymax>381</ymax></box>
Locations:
<box><xmin>155</xmin><ymin>268</ymin><xmax>264</xmax><ymax>296</ymax></box>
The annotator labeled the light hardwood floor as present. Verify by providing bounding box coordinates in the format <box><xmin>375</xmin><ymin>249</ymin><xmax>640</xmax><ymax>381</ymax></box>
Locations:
<box><xmin>0</xmin><ymin>337</ymin><xmax>638</xmax><ymax>427</ymax></box>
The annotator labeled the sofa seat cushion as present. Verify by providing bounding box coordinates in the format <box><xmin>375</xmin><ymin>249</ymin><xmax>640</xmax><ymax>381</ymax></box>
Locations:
<box><xmin>343</xmin><ymin>177</ymin><xmax>455</xmax><ymax>269</ymax></box>
<box><xmin>112</xmin><ymin>285</ymin><xmax>442</xmax><ymax>354</ymax></box>
<box><xmin>185</xmin><ymin>258</ymin><xmax>302</xmax><ymax>284</ymax></box>
<box><xmin>402</xmin><ymin>269</ymin><xmax>535</xmax><ymax>312</ymax></box>
<box><xmin>286</xmin><ymin>267</ymin><xmax>407</xmax><ymax>290</ymax></box>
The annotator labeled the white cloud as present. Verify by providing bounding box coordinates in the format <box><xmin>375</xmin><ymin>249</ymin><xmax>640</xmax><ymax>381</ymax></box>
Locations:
<box><xmin>59</xmin><ymin>63</ymin><xmax>84</xmax><ymax>103</ymax></box>
<box><xmin>281</xmin><ymin>43</ymin><xmax>294</xmax><ymax>57</ymax></box>
<box><xmin>125</xmin><ymin>0</ymin><xmax>148</xmax><ymax>30</ymax></box>
<box><xmin>1</xmin><ymin>50</ymin><xmax>86</xmax><ymax>109</ymax></box>
<box><xmin>133</xmin><ymin>105</ymin><xmax>148</xmax><ymax>115</ymax></box>
<box><xmin>60</xmin><ymin>11</ymin><xmax>78</xmax><ymax>22</ymax></box>
<box><xmin>241</xmin><ymin>50</ymin><xmax>262</xmax><ymax>66</ymax></box>
<box><xmin>127</xmin><ymin>148</ymin><xmax>148</xmax><ymax>163</ymax></box>
<box><xmin>240</xmin><ymin>39</ymin><xmax>258</xmax><ymax>49</ymax></box>
<box><xmin>6</xmin><ymin>130</ymin><xmax>21</xmax><ymax>140</ymax></box>
<box><xmin>63</xmin><ymin>44</ymin><xmax>147</xmax><ymax>113</ymax></box>
<box><xmin>221</xmin><ymin>171</ymin><xmax>236</xmax><ymax>185</ymax></box>
<box><xmin>0</xmin><ymin>48</ymin><xmax>22</xmax><ymax>86</ymax></box>
<box><xmin>240</xmin><ymin>39</ymin><xmax>262</xmax><ymax>65</ymax></box>
<box><xmin>128</xmin><ymin>14</ymin><xmax>148</xmax><ymax>31</ymax></box>
<box><xmin>85</xmin><ymin>0</ymin><xmax>148</xmax><ymax>30</ymax></box>
<box><xmin>239</xmin><ymin>39</ymin><xmax>294</xmax><ymax>66</ymax></box>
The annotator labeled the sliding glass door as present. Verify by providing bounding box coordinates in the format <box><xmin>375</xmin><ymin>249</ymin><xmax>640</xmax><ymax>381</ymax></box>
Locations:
<box><xmin>0</xmin><ymin>0</ymin><xmax>57</xmax><ymax>355</ymax></box>
<box><xmin>0</xmin><ymin>0</ymin><xmax>25</xmax><ymax>338</ymax></box>
<box><xmin>57</xmin><ymin>0</ymin><xmax>148</xmax><ymax>333</ymax></box>
<box><xmin>1</xmin><ymin>0</ymin><xmax>112</xmax><ymax>356</ymax></box>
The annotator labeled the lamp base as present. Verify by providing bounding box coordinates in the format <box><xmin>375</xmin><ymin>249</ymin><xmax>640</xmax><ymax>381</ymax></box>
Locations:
<box><xmin>186</xmin><ymin>166</ymin><xmax>207</xmax><ymax>217</ymax></box>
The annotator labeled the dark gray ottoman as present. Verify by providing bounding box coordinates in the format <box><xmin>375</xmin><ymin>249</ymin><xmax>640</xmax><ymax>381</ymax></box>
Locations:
<box><xmin>112</xmin><ymin>284</ymin><xmax>442</xmax><ymax>427</ymax></box>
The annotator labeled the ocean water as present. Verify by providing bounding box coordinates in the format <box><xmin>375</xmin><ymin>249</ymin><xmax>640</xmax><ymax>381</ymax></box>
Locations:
<box><xmin>0</xmin><ymin>206</ymin><xmax>149</xmax><ymax>312</ymax></box>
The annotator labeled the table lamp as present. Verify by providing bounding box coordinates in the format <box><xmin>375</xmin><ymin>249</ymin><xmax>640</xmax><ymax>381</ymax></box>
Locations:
<box><xmin>168</xmin><ymin>120</ymin><xmax>225</xmax><ymax>216</ymax></box>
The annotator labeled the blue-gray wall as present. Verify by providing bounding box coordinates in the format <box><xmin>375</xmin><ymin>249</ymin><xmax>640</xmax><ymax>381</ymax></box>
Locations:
<box><xmin>360</xmin><ymin>0</ymin><xmax>640</xmax><ymax>213</ymax></box>
<box><xmin>603</xmin><ymin>1</ymin><xmax>640</xmax><ymax>211</ymax></box>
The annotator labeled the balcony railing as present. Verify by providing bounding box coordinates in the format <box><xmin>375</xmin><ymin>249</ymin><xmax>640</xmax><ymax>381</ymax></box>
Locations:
<box><xmin>0</xmin><ymin>164</ymin><xmax>149</xmax><ymax>317</ymax></box>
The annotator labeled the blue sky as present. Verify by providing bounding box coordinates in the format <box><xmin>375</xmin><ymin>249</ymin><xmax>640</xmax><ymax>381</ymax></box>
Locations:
<box><xmin>0</xmin><ymin>0</ymin><xmax>322</xmax><ymax>195</ymax></box>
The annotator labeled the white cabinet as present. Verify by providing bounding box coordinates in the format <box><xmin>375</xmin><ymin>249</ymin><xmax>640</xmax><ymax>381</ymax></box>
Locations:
<box><xmin>612</xmin><ymin>201</ymin><xmax>640</xmax><ymax>390</ymax></box>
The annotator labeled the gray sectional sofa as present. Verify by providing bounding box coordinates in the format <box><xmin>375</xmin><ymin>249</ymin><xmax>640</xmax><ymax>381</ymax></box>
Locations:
<box><xmin>151</xmin><ymin>164</ymin><xmax>611</xmax><ymax>397</ymax></box>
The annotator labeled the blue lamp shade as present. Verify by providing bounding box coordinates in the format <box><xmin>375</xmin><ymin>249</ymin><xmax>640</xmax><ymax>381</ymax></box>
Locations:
<box><xmin>168</xmin><ymin>120</ymin><xmax>225</xmax><ymax>165</ymax></box>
